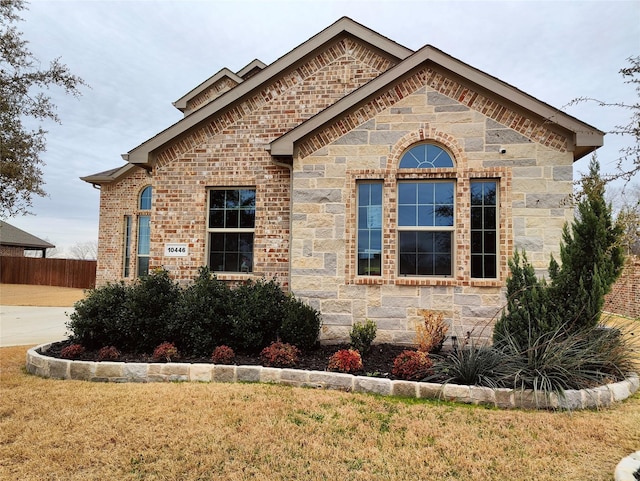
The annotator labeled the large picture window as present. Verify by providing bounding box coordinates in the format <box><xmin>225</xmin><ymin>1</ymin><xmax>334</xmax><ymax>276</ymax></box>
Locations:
<box><xmin>398</xmin><ymin>181</ymin><xmax>454</xmax><ymax>276</ymax></box>
<box><xmin>470</xmin><ymin>180</ymin><xmax>498</xmax><ymax>278</ymax></box>
<box><xmin>357</xmin><ymin>182</ymin><xmax>383</xmax><ymax>276</ymax></box>
<box><xmin>208</xmin><ymin>188</ymin><xmax>256</xmax><ymax>273</ymax></box>
<box><xmin>397</xmin><ymin>144</ymin><xmax>455</xmax><ymax>277</ymax></box>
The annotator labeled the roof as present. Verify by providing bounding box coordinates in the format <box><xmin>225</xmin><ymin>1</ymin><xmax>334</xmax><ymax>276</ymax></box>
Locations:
<box><xmin>122</xmin><ymin>16</ymin><xmax>413</xmax><ymax>166</ymax></box>
<box><xmin>0</xmin><ymin>221</ymin><xmax>55</xmax><ymax>250</ymax></box>
<box><xmin>270</xmin><ymin>44</ymin><xmax>604</xmax><ymax>161</ymax></box>
<box><xmin>80</xmin><ymin>163</ymin><xmax>141</xmax><ymax>186</ymax></box>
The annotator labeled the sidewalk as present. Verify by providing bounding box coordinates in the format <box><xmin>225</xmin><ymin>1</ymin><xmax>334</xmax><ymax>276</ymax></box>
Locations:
<box><xmin>0</xmin><ymin>306</ymin><xmax>71</xmax><ymax>347</ymax></box>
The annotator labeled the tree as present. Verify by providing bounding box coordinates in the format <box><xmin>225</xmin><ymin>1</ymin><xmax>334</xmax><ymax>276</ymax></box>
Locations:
<box><xmin>567</xmin><ymin>56</ymin><xmax>639</xmax><ymax>184</ymax></box>
<box><xmin>548</xmin><ymin>156</ymin><xmax>625</xmax><ymax>329</ymax></box>
<box><xmin>0</xmin><ymin>0</ymin><xmax>86</xmax><ymax>217</ymax></box>
<box><xmin>69</xmin><ymin>241</ymin><xmax>97</xmax><ymax>260</ymax></box>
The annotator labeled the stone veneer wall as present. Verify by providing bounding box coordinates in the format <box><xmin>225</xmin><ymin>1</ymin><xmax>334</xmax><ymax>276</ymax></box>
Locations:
<box><xmin>289</xmin><ymin>72</ymin><xmax>574</xmax><ymax>344</ymax></box>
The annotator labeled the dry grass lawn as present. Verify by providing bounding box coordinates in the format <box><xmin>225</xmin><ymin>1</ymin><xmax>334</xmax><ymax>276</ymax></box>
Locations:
<box><xmin>1</xmin><ymin>344</ymin><xmax>639</xmax><ymax>481</ymax></box>
<box><xmin>0</xmin><ymin>283</ymin><xmax>86</xmax><ymax>307</ymax></box>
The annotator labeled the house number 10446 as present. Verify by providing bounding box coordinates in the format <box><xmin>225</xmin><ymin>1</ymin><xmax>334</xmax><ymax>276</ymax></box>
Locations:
<box><xmin>164</xmin><ymin>243</ymin><xmax>189</xmax><ymax>257</ymax></box>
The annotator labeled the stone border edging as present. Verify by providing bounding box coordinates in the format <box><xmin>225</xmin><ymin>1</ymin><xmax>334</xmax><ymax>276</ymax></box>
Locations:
<box><xmin>26</xmin><ymin>342</ymin><xmax>639</xmax><ymax>410</ymax></box>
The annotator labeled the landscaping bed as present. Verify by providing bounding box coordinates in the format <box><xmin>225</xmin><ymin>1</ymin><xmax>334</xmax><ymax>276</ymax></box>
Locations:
<box><xmin>42</xmin><ymin>339</ymin><xmax>410</xmax><ymax>380</ymax></box>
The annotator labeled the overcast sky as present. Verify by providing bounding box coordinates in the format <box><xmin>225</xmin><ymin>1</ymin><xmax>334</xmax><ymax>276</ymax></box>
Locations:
<box><xmin>5</xmin><ymin>0</ymin><xmax>639</xmax><ymax>255</ymax></box>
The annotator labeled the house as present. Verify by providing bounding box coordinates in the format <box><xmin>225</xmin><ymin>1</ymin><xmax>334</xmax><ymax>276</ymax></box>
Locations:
<box><xmin>81</xmin><ymin>17</ymin><xmax>603</xmax><ymax>344</ymax></box>
<box><xmin>0</xmin><ymin>221</ymin><xmax>55</xmax><ymax>258</ymax></box>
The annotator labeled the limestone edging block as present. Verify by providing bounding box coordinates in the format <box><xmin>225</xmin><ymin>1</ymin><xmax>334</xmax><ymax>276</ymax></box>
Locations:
<box><xmin>26</xmin><ymin>344</ymin><xmax>639</xmax><ymax>410</ymax></box>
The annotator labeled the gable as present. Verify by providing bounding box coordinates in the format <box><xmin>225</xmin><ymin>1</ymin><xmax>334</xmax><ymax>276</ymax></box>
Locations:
<box><xmin>270</xmin><ymin>45</ymin><xmax>603</xmax><ymax>162</ymax></box>
<box><xmin>123</xmin><ymin>17</ymin><xmax>413</xmax><ymax>167</ymax></box>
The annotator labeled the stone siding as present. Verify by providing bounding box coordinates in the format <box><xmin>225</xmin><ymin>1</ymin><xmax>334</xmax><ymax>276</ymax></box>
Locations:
<box><xmin>290</xmin><ymin>71</ymin><xmax>574</xmax><ymax>343</ymax></box>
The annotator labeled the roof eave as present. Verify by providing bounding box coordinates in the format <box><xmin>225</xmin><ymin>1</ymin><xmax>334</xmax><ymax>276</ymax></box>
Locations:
<box><xmin>270</xmin><ymin>45</ymin><xmax>605</xmax><ymax>160</ymax></box>
<box><xmin>125</xmin><ymin>17</ymin><xmax>413</xmax><ymax>166</ymax></box>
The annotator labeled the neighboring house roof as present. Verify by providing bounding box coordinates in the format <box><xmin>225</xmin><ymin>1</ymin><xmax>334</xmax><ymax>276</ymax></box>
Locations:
<box><xmin>270</xmin><ymin>44</ymin><xmax>603</xmax><ymax>161</ymax></box>
<box><xmin>0</xmin><ymin>221</ymin><xmax>55</xmax><ymax>250</ymax></box>
<box><xmin>80</xmin><ymin>163</ymin><xmax>145</xmax><ymax>186</ymax></box>
<box><xmin>121</xmin><ymin>16</ymin><xmax>413</xmax><ymax>166</ymax></box>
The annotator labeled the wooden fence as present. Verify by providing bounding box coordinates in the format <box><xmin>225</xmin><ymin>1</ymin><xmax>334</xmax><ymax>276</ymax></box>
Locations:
<box><xmin>0</xmin><ymin>256</ymin><xmax>96</xmax><ymax>289</ymax></box>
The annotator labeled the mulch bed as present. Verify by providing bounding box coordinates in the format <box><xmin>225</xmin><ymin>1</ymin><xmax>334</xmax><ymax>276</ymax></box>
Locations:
<box><xmin>42</xmin><ymin>340</ymin><xmax>414</xmax><ymax>380</ymax></box>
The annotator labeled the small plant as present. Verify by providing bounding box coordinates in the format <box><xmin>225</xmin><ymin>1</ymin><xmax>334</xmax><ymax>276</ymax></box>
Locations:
<box><xmin>415</xmin><ymin>310</ymin><xmax>448</xmax><ymax>353</ymax></box>
<box><xmin>259</xmin><ymin>342</ymin><xmax>300</xmax><ymax>368</ymax></box>
<box><xmin>152</xmin><ymin>342</ymin><xmax>180</xmax><ymax>362</ymax></box>
<box><xmin>349</xmin><ymin>319</ymin><xmax>377</xmax><ymax>354</ymax></box>
<box><xmin>391</xmin><ymin>350</ymin><xmax>433</xmax><ymax>381</ymax></box>
<box><xmin>327</xmin><ymin>349</ymin><xmax>363</xmax><ymax>373</ymax></box>
<box><xmin>60</xmin><ymin>343</ymin><xmax>85</xmax><ymax>359</ymax></box>
<box><xmin>431</xmin><ymin>345</ymin><xmax>505</xmax><ymax>388</ymax></box>
<box><xmin>97</xmin><ymin>346</ymin><xmax>120</xmax><ymax>361</ymax></box>
<box><xmin>211</xmin><ymin>345</ymin><xmax>235</xmax><ymax>365</ymax></box>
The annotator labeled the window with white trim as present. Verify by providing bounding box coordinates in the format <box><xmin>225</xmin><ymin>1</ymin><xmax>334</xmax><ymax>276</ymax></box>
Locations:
<box><xmin>208</xmin><ymin>188</ymin><xmax>255</xmax><ymax>273</ymax></box>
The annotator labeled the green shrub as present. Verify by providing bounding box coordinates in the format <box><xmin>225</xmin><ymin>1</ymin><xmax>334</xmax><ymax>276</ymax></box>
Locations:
<box><xmin>170</xmin><ymin>267</ymin><xmax>233</xmax><ymax>356</ymax></box>
<box><xmin>259</xmin><ymin>342</ymin><xmax>300</xmax><ymax>368</ymax></box>
<box><xmin>327</xmin><ymin>349</ymin><xmax>363</xmax><ymax>373</ymax></box>
<box><xmin>230</xmin><ymin>278</ymin><xmax>288</xmax><ymax>352</ymax></box>
<box><xmin>124</xmin><ymin>270</ymin><xmax>182</xmax><ymax>353</ymax></box>
<box><xmin>350</xmin><ymin>319</ymin><xmax>377</xmax><ymax>354</ymax></box>
<box><xmin>279</xmin><ymin>295</ymin><xmax>321</xmax><ymax>351</ymax></box>
<box><xmin>391</xmin><ymin>350</ymin><xmax>433</xmax><ymax>381</ymax></box>
<box><xmin>67</xmin><ymin>281</ymin><xmax>130</xmax><ymax>350</ymax></box>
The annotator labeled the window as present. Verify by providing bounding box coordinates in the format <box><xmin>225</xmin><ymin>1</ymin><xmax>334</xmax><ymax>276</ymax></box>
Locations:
<box><xmin>208</xmin><ymin>188</ymin><xmax>255</xmax><ymax>273</ymax></box>
<box><xmin>123</xmin><ymin>216</ymin><xmax>132</xmax><ymax>277</ymax></box>
<box><xmin>357</xmin><ymin>182</ymin><xmax>383</xmax><ymax>276</ymax></box>
<box><xmin>397</xmin><ymin>144</ymin><xmax>455</xmax><ymax>277</ymax></box>
<box><xmin>137</xmin><ymin>186</ymin><xmax>152</xmax><ymax>277</ymax></box>
<box><xmin>470</xmin><ymin>180</ymin><xmax>497</xmax><ymax>278</ymax></box>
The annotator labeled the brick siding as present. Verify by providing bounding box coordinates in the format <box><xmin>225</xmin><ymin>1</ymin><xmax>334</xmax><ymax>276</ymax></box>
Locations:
<box><xmin>604</xmin><ymin>256</ymin><xmax>640</xmax><ymax>319</ymax></box>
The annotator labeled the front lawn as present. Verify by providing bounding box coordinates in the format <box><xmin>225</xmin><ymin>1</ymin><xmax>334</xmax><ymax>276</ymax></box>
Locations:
<box><xmin>2</xmin><ymin>345</ymin><xmax>639</xmax><ymax>481</ymax></box>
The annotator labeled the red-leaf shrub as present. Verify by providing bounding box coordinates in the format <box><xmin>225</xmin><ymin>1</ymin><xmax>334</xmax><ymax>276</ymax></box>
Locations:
<box><xmin>60</xmin><ymin>343</ymin><xmax>85</xmax><ymax>359</ymax></box>
<box><xmin>391</xmin><ymin>350</ymin><xmax>433</xmax><ymax>381</ymax></box>
<box><xmin>259</xmin><ymin>341</ymin><xmax>300</xmax><ymax>368</ymax></box>
<box><xmin>327</xmin><ymin>349</ymin><xmax>363</xmax><ymax>373</ymax></box>
<box><xmin>211</xmin><ymin>345</ymin><xmax>235</xmax><ymax>365</ymax></box>
<box><xmin>97</xmin><ymin>346</ymin><xmax>120</xmax><ymax>361</ymax></box>
<box><xmin>152</xmin><ymin>342</ymin><xmax>180</xmax><ymax>362</ymax></box>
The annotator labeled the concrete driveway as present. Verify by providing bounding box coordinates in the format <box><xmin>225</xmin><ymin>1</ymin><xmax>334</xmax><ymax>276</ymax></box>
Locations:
<box><xmin>0</xmin><ymin>306</ymin><xmax>72</xmax><ymax>347</ymax></box>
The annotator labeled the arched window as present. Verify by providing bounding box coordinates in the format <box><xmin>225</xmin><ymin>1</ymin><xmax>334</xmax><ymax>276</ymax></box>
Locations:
<box><xmin>137</xmin><ymin>186</ymin><xmax>152</xmax><ymax>276</ymax></box>
<box><xmin>397</xmin><ymin>144</ymin><xmax>455</xmax><ymax>277</ymax></box>
<box><xmin>399</xmin><ymin>143</ymin><xmax>454</xmax><ymax>169</ymax></box>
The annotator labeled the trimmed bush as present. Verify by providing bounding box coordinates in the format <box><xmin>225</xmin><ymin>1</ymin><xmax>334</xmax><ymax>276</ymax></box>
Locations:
<box><xmin>60</xmin><ymin>343</ymin><xmax>85</xmax><ymax>359</ymax></box>
<box><xmin>170</xmin><ymin>267</ymin><xmax>233</xmax><ymax>356</ymax></box>
<box><xmin>327</xmin><ymin>349</ymin><xmax>363</xmax><ymax>373</ymax></box>
<box><xmin>279</xmin><ymin>295</ymin><xmax>322</xmax><ymax>351</ymax></box>
<box><xmin>259</xmin><ymin>342</ymin><xmax>300</xmax><ymax>368</ymax></box>
<box><xmin>152</xmin><ymin>342</ymin><xmax>180</xmax><ymax>362</ymax></box>
<box><xmin>211</xmin><ymin>346</ymin><xmax>235</xmax><ymax>365</ymax></box>
<box><xmin>391</xmin><ymin>350</ymin><xmax>433</xmax><ymax>381</ymax></box>
<box><xmin>349</xmin><ymin>319</ymin><xmax>377</xmax><ymax>354</ymax></box>
<box><xmin>97</xmin><ymin>346</ymin><xmax>120</xmax><ymax>361</ymax></box>
<box><xmin>231</xmin><ymin>278</ymin><xmax>288</xmax><ymax>352</ymax></box>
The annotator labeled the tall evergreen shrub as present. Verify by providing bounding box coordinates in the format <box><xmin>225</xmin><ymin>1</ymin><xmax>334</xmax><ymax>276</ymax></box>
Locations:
<box><xmin>548</xmin><ymin>157</ymin><xmax>624</xmax><ymax>330</ymax></box>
